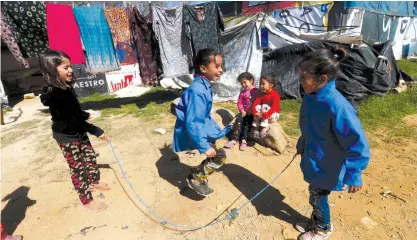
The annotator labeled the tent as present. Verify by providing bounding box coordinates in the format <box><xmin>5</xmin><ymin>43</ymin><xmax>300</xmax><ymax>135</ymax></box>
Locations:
<box><xmin>1</xmin><ymin>41</ymin><xmax>44</xmax><ymax>98</ymax></box>
<box><xmin>262</xmin><ymin>40</ymin><xmax>414</xmax><ymax>105</ymax></box>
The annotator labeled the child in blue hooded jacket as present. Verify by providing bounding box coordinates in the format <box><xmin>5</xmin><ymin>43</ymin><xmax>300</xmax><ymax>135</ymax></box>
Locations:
<box><xmin>296</xmin><ymin>46</ymin><xmax>370</xmax><ymax>240</ymax></box>
<box><xmin>173</xmin><ymin>49</ymin><xmax>235</xmax><ymax>196</ymax></box>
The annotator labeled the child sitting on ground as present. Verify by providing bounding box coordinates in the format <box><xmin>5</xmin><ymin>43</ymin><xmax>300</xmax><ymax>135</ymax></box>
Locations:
<box><xmin>251</xmin><ymin>75</ymin><xmax>281</xmax><ymax>139</ymax></box>
<box><xmin>224</xmin><ymin>72</ymin><xmax>260</xmax><ymax>151</ymax></box>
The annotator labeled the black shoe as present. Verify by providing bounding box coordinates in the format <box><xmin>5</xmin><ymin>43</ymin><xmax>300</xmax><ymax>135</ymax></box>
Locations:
<box><xmin>186</xmin><ymin>178</ymin><xmax>213</xmax><ymax>196</ymax></box>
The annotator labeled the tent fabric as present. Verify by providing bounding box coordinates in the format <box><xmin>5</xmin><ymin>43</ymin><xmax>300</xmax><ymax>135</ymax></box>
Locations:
<box><xmin>295</xmin><ymin>1</ymin><xmax>333</xmax><ymax>8</ymax></box>
<box><xmin>213</xmin><ymin>14</ymin><xmax>263</xmax><ymax>101</ymax></box>
<box><xmin>344</xmin><ymin>1</ymin><xmax>416</xmax><ymax>17</ymax></box>
<box><xmin>403</xmin><ymin>18</ymin><xmax>417</xmax><ymax>58</ymax></box>
<box><xmin>360</xmin><ymin>12</ymin><xmax>414</xmax><ymax>60</ymax></box>
<box><xmin>46</xmin><ymin>3</ymin><xmax>86</xmax><ymax>64</ymax></box>
<box><xmin>73</xmin><ymin>6</ymin><xmax>121</xmax><ymax>73</ymax></box>
<box><xmin>273</xmin><ymin>4</ymin><xmax>332</xmax><ymax>34</ymax></box>
<box><xmin>262</xmin><ymin>41</ymin><xmax>408</xmax><ymax>105</ymax></box>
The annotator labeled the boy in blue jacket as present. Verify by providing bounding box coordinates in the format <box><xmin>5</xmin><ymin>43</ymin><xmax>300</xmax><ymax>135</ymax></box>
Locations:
<box><xmin>173</xmin><ymin>49</ymin><xmax>234</xmax><ymax>196</ymax></box>
<box><xmin>296</xmin><ymin>47</ymin><xmax>370</xmax><ymax>240</ymax></box>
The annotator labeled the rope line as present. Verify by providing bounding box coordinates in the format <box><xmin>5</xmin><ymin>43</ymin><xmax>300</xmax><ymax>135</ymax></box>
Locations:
<box><xmin>108</xmin><ymin>140</ymin><xmax>297</xmax><ymax>231</ymax></box>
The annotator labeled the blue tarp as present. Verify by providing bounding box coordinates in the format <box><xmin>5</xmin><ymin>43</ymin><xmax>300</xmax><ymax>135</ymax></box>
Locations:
<box><xmin>344</xmin><ymin>1</ymin><xmax>416</xmax><ymax>17</ymax></box>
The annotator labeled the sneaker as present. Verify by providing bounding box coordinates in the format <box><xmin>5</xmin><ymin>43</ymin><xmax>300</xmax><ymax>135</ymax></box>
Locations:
<box><xmin>239</xmin><ymin>142</ymin><xmax>247</xmax><ymax>151</ymax></box>
<box><xmin>186</xmin><ymin>177</ymin><xmax>213</xmax><ymax>196</ymax></box>
<box><xmin>299</xmin><ymin>224</ymin><xmax>333</xmax><ymax>240</ymax></box>
<box><xmin>299</xmin><ymin>229</ymin><xmax>332</xmax><ymax>240</ymax></box>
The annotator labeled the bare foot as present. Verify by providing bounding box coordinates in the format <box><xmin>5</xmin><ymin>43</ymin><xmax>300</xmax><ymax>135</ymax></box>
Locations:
<box><xmin>5</xmin><ymin>236</ymin><xmax>23</xmax><ymax>240</ymax></box>
<box><xmin>90</xmin><ymin>182</ymin><xmax>111</xmax><ymax>191</ymax></box>
<box><xmin>83</xmin><ymin>200</ymin><xmax>108</xmax><ymax>213</ymax></box>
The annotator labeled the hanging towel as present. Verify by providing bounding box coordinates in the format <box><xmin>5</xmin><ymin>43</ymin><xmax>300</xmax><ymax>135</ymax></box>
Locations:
<box><xmin>73</xmin><ymin>6</ymin><xmax>120</xmax><ymax>73</ymax></box>
<box><xmin>46</xmin><ymin>3</ymin><xmax>85</xmax><ymax>64</ymax></box>
<box><xmin>128</xmin><ymin>7</ymin><xmax>159</xmax><ymax>86</ymax></box>
<box><xmin>1</xmin><ymin>1</ymin><xmax>49</xmax><ymax>58</ymax></box>
<box><xmin>104</xmin><ymin>7</ymin><xmax>137</xmax><ymax>65</ymax></box>
<box><xmin>0</xmin><ymin>12</ymin><xmax>29</xmax><ymax>68</ymax></box>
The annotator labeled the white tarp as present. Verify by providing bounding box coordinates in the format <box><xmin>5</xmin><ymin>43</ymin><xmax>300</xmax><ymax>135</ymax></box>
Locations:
<box><xmin>0</xmin><ymin>80</ymin><xmax>8</xmax><ymax>105</ymax></box>
<box><xmin>213</xmin><ymin>14</ymin><xmax>263</xmax><ymax>102</ymax></box>
<box><xmin>273</xmin><ymin>3</ymin><xmax>332</xmax><ymax>34</ymax></box>
<box><xmin>160</xmin><ymin>74</ymin><xmax>193</xmax><ymax>89</ymax></box>
<box><xmin>159</xmin><ymin>14</ymin><xmax>264</xmax><ymax>102</ymax></box>
<box><xmin>392</xmin><ymin>17</ymin><xmax>413</xmax><ymax>60</ymax></box>
<box><xmin>263</xmin><ymin>15</ymin><xmax>361</xmax><ymax>49</ymax></box>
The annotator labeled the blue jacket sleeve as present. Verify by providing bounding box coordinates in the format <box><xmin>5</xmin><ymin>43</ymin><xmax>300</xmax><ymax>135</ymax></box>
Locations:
<box><xmin>185</xmin><ymin>90</ymin><xmax>211</xmax><ymax>154</ymax></box>
<box><xmin>332</xmin><ymin>104</ymin><xmax>370</xmax><ymax>187</ymax></box>
<box><xmin>296</xmin><ymin>99</ymin><xmax>307</xmax><ymax>154</ymax></box>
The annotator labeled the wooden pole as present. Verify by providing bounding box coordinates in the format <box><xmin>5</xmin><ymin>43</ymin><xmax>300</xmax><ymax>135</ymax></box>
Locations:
<box><xmin>1</xmin><ymin>107</ymin><xmax>5</xmax><ymax>125</ymax></box>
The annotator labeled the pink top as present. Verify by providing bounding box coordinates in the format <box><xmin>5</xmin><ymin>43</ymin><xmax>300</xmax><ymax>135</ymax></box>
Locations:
<box><xmin>237</xmin><ymin>88</ymin><xmax>260</xmax><ymax>114</ymax></box>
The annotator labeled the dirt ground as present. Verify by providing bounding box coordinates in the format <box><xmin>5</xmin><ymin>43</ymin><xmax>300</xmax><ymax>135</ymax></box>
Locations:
<box><xmin>1</xmin><ymin>98</ymin><xmax>417</xmax><ymax>240</ymax></box>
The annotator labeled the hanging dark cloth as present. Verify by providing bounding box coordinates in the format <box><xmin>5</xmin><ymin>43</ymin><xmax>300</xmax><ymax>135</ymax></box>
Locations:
<box><xmin>1</xmin><ymin>11</ymin><xmax>29</xmax><ymax>68</ymax></box>
<box><xmin>183</xmin><ymin>2</ymin><xmax>225</xmax><ymax>58</ymax></box>
<box><xmin>1</xmin><ymin>1</ymin><xmax>49</xmax><ymax>58</ymax></box>
<box><xmin>128</xmin><ymin>7</ymin><xmax>160</xmax><ymax>86</ymax></box>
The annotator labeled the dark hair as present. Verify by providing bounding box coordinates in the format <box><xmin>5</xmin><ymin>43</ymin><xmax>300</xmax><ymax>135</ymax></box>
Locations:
<box><xmin>193</xmin><ymin>48</ymin><xmax>221</xmax><ymax>74</ymax></box>
<box><xmin>39</xmin><ymin>50</ymin><xmax>71</xmax><ymax>89</ymax></box>
<box><xmin>237</xmin><ymin>72</ymin><xmax>254</xmax><ymax>83</ymax></box>
<box><xmin>298</xmin><ymin>46</ymin><xmax>347</xmax><ymax>84</ymax></box>
<box><xmin>260</xmin><ymin>75</ymin><xmax>274</xmax><ymax>86</ymax></box>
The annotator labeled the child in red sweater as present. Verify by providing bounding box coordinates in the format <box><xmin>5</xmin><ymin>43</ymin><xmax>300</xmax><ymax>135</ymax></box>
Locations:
<box><xmin>252</xmin><ymin>76</ymin><xmax>281</xmax><ymax>139</ymax></box>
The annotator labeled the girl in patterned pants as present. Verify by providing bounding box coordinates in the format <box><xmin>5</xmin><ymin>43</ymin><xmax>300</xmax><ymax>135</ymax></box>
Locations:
<box><xmin>58</xmin><ymin>134</ymin><xmax>101</xmax><ymax>206</ymax></box>
<box><xmin>39</xmin><ymin>50</ymin><xmax>110</xmax><ymax>212</ymax></box>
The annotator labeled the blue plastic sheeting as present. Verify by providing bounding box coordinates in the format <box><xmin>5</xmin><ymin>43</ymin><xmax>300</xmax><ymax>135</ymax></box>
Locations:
<box><xmin>344</xmin><ymin>1</ymin><xmax>416</xmax><ymax>17</ymax></box>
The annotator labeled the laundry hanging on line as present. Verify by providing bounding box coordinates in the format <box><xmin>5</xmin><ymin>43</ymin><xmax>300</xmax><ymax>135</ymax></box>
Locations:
<box><xmin>104</xmin><ymin>7</ymin><xmax>138</xmax><ymax>66</ymax></box>
<box><xmin>73</xmin><ymin>6</ymin><xmax>121</xmax><ymax>73</ymax></box>
<box><xmin>1</xmin><ymin>1</ymin><xmax>49</xmax><ymax>58</ymax></box>
<box><xmin>46</xmin><ymin>3</ymin><xmax>86</xmax><ymax>64</ymax></box>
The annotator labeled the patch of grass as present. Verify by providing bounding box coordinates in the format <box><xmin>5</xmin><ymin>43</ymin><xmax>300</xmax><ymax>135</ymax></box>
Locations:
<box><xmin>357</xmin><ymin>87</ymin><xmax>417</xmax><ymax>142</ymax></box>
<box><xmin>2</xmin><ymin>106</ymin><xmax>12</xmax><ymax>113</ymax></box>
<box><xmin>81</xmin><ymin>87</ymin><xmax>180</xmax><ymax>121</ymax></box>
<box><xmin>397</xmin><ymin>59</ymin><xmax>417</xmax><ymax>78</ymax></box>
<box><xmin>215</xmin><ymin>101</ymin><xmax>238</xmax><ymax>115</ymax></box>
<box><xmin>280</xmin><ymin>100</ymin><xmax>302</xmax><ymax>137</ymax></box>
<box><xmin>79</xmin><ymin>93</ymin><xmax>115</xmax><ymax>103</ymax></box>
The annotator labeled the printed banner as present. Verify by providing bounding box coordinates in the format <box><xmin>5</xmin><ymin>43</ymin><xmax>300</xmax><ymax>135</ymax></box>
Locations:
<box><xmin>104</xmin><ymin>63</ymin><xmax>142</xmax><ymax>92</ymax></box>
<box><xmin>73</xmin><ymin>73</ymin><xmax>109</xmax><ymax>98</ymax></box>
<box><xmin>273</xmin><ymin>3</ymin><xmax>332</xmax><ymax>34</ymax></box>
